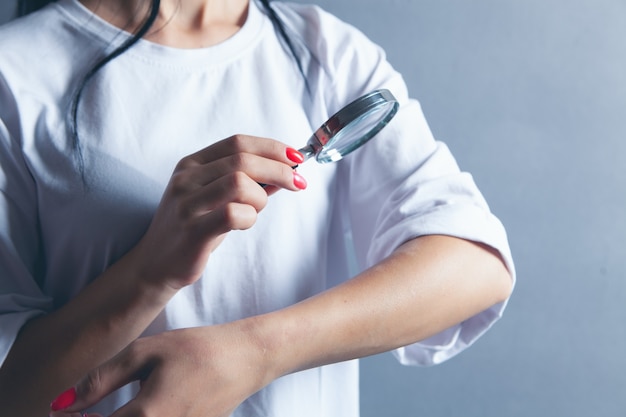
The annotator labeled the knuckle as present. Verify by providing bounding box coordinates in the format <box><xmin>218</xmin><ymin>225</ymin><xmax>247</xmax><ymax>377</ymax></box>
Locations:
<box><xmin>225</xmin><ymin>173</ymin><xmax>267</xmax><ymax>210</ymax></box>
<box><xmin>280</xmin><ymin>164</ymin><xmax>294</xmax><ymax>181</ymax></box>
<box><xmin>227</xmin><ymin>134</ymin><xmax>248</xmax><ymax>152</ymax></box>
<box><xmin>79</xmin><ymin>367</ymin><xmax>103</xmax><ymax>398</ymax></box>
<box><xmin>169</xmin><ymin>171</ymin><xmax>191</xmax><ymax>194</ymax></box>
<box><xmin>228</xmin><ymin>152</ymin><xmax>249</xmax><ymax>171</ymax></box>
<box><xmin>226</xmin><ymin>170</ymin><xmax>251</xmax><ymax>191</ymax></box>
<box><xmin>222</xmin><ymin>203</ymin><xmax>257</xmax><ymax>230</ymax></box>
<box><xmin>175</xmin><ymin>154</ymin><xmax>195</xmax><ymax>171</ymax></box>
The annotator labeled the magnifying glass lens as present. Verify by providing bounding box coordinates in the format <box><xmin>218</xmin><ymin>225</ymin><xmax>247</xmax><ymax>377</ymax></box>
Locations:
<box><xmin>301</xmin><ymin>89</ymin><xmax>399</xmax><ymax>164</ymax></box>
<box><xmin>259</xmin><ymin>90</ymin><xmax>397</xmax><ymax>189</ymax></box>
<box><xmin>316</xmin><ymin>100</ymin><xmax>398</xmax><ymax>163</ymax></box>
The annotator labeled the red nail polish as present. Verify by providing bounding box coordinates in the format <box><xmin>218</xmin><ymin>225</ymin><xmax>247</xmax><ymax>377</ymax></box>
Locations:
<box><xmin>286</xmin><ymin>147</ymin><xmax>305</xmax><ymax>164</ymax></box>
<box><xmin>50</xmin><ymin>387</ymin><xmax>77</xmax><ymax>411</ymax></box>
<box><xmin>293</xmin><ymin>172</ymin><xmax>307</xmax><ymax>190</ymax></box>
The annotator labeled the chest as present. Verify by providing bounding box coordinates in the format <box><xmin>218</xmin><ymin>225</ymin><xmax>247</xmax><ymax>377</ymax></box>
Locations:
<box><xmin>29</xmin><ymin>59</ymin><xmax>338</xmax><ymax>300</ymax></box>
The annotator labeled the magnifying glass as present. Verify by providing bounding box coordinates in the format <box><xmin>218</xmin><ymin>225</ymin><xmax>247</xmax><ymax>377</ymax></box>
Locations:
<box><xmin>298</xmin><ymin>89</ymin><xmax>399</xmax><ymax>164</ymax></box>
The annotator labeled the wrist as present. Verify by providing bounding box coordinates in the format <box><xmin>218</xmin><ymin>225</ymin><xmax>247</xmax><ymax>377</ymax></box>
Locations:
<box><xmin>239</xmin><ymin>309</ymin><xmax>314</xmax><ymax>386</ymax></box>
<box><xmin>237</xmin><ymin>314</ymin><xmax>292</xmax><ymax>387</ymax></box>
<box><xmin>101</xmin><ymin>244</ymin><xmax>177</xmax><ymax>321</ymax></box>
<box><xmin>124</xmin><ymin>238</ymin><xmax>184</xmax><ymax>292</ymax></box>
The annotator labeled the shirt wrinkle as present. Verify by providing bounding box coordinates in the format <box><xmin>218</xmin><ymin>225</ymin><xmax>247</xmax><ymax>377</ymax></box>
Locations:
<box><xmin>0</xmin><ymin>1</ymin><xmax>515</xmax><ymax>415</ymax></box>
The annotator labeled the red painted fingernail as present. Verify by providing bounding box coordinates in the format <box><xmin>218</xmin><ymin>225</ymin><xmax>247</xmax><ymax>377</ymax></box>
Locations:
<box><xmin>286</xmin><ymin>147</ymin><xmax>305</xmax><ymax>164</ymax></box>
<box><xmin>293</xmin><ymin>172</ymin><xmax>307</xmax><ymax>190</ymax></box>
<box><xmin>50</xmin><ymin>387</ymin><xmax>77</xmax><ymax>411</ymax></box>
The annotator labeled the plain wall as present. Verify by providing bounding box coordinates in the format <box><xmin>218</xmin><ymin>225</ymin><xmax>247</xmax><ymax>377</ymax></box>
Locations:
<box><xmin>302</xmin><ymin>1</ymin><xmax>626</xmax><ymax>416</ymax></box>
<box><xmin>2</xmin><ymin>1</ymin><xmax>625</xmax><ymax>416</ymax></box>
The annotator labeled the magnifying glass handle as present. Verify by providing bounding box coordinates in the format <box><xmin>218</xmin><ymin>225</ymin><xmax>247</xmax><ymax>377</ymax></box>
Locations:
<box><xmin>298</xmin><ymin>145</ymin><xmax>316</xmax><ymax>163</ymax></box>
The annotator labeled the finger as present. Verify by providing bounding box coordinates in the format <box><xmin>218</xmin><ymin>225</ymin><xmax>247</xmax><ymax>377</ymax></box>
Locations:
<box><xmin>105</xmin><ymin>369</ymin><xmax>178</xmax><ymax>417</ymax></box>
<box><xmin>180</xmin><ymin>171</ymin><xmax>269</xmax><ymax>219</ymax></box>
<box><xmin>62</xmin><ymin>344</ymin><xmax>151</xmax><ymax>413</ymax></box>
<box><xmin>190</xmin><ymin>152</ymin><xmax>304</xmax><ymax>192</ymax></box>
<box><xmin>194</xmin><ymin>202</ymin><xmax>259</xmax><ymax>237</ymax></box>
<box><xmin>190</xmin><ymin>134</ymin><xmax>302</xmax><ymax>166</ymax></box>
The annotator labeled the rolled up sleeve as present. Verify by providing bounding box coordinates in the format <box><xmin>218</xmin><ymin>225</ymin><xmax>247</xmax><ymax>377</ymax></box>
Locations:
<box><xmin>343</xmin><ymin>97</ymin><xmax>515</xmax><ymax>366</ymax></box>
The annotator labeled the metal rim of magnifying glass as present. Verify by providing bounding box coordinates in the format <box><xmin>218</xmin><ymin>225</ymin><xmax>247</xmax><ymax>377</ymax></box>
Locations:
<box><xmin>300</xmin><ymin>89</ymin><xmax>399</xmax><ymax>163</ymax></box>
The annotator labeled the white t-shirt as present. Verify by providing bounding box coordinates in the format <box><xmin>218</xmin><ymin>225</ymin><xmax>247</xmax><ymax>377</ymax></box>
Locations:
<box><xmin>0</xmin><ymin>1</ymin><xmax>515</xmax><ymax>415</ymax></box>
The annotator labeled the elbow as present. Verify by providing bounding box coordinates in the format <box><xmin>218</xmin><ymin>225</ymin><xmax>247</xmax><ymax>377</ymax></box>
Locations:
<box><xmin>493</xmin><ymin>266</ymin><xmax>514</xmax><ymax>306</ymax></box>
<box><xmin>480</xmin><ymin>243</ymin><xmax>514</xmax><ymax>307</ymax></box>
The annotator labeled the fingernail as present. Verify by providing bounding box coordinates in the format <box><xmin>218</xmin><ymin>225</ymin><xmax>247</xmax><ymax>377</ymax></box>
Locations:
<box><xmin>293</xmin><ymin>172</ymin><xmax>307</xmax><ymax>190</ymax></box>
<box><xmin>286</xmin><ymin>147</ymin><xmax>305</xmax><ymax>164</ymax></box>
<box><xmin>50</xmin><ymin>387</ymin><xmax>77</xmax><ymax>411</ymax></box>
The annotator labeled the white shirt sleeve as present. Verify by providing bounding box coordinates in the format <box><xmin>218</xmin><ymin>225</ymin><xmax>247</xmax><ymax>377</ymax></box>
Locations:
<box><xmin>0</xmin><ymin>75</ymin><xmax>53</xmax><ymax>367</ymax></box>
<box><xmin>345</xmin><ymin>99</ymin><xmax>515</xmax><ymax>366</ymax></box>
<box><xmin>286</xmin><ymin>3</ymin><xmax>516</xmax><ymax>366</ymax></box>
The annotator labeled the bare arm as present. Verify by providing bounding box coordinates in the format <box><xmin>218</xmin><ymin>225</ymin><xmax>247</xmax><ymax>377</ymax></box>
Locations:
<box><xmin>256</xmin><ymin>235</ymin><xmax>512</xmax><ymax>377</ymax></box>
<box><xmin>62</xmin><ymin>234</ymin><xmax>512</xmax><ymax>417</ymax></box>
<box><xmin>0</xmin><ymin>136</ymin><xmax>305</xmax><ymax>416</ymax></box>
<box><xmin>0</xmin><ymin>251</ymin><xmax>177</xmax><ymax>415</ymax></box>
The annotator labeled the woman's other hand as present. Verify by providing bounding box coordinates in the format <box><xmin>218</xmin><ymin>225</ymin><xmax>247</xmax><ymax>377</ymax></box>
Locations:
<box><xmin>50</xmin><ymin>324</ymin><xmax>271</xmax><ymax>417</ymax></box>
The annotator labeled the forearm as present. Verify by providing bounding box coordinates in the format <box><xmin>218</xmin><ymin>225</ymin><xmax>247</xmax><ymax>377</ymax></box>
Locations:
<box><xmin>253</xmin><ymin>235</ymin><xmax>512</xmax><ymax>380</ymax></box>
<box><xmin>40</xmin><ymin>235</ymin><xmax>511</xmax><ymax>416</ymax></box>
<box><xmin>0</xmin><ymin>247</ymin><xmax>177</xmax><ymax>416</ymax></box>
<box><xmin>0</xmin><ymin>136</ymin><xmax>308</xmax><ymax>415</ymax></box>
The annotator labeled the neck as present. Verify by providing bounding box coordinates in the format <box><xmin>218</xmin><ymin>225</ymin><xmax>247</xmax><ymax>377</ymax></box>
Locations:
<box><xmin>79</xmin><ymin>0</ymin><xmax>249</xmax><ymax>48</ymax></box>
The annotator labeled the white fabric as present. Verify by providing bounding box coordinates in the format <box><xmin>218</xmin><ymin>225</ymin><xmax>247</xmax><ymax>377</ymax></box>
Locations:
<box><xmin>0</xmin><ymin>1</ymin><xmax>515</xmax><ymax>415</ymax></box>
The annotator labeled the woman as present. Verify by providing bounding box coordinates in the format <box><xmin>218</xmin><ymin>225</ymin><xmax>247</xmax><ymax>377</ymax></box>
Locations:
<box><xmin>0</xmin><ymin>0</ymin><xmax>514</xmax><ymax>416</ymax></box>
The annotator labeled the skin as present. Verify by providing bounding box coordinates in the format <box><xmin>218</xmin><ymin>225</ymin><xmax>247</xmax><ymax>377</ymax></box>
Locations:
<box><xmin>0</xmin><ymin>1</ymin><xmax>513</xmax><ymax>416</ymax></box>
<box><xmin>80</xmin><ymin>0</ymin><xmax>250</xmax><ymax>48</ymax></box>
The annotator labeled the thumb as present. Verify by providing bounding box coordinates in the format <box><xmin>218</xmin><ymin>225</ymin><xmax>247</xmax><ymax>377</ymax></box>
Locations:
<box><xmin>51</xmin><ymin>347</ymin><xmax>148</xmax><ymax>413</ymax></box>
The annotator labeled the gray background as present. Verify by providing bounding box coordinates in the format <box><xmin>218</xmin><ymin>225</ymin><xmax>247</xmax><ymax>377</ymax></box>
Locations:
<box><xmin>2</xmin><ymin>1</ymin><xmax>625</xmax><ymax>416</ymax></box>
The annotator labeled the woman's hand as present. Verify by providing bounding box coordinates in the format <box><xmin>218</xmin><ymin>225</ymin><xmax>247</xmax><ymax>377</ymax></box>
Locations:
<box><xmin>22</xmin><ymin>135</ymin><xmax>303</xmax><ymax>417</ymax></box>
<box><xmin>130</xmin><ymin>134</ymin><xmax>306</xmax><ymax>290</ymax></box>
<box><xmin>48</xmin><ymin>236</ymin><xmax>512</xmax><ymax>417</ymax></box>
<box><xmin>50</xmin><ymin>324</ymin><xmax>272</xmax><ymax>417</ymax></box>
